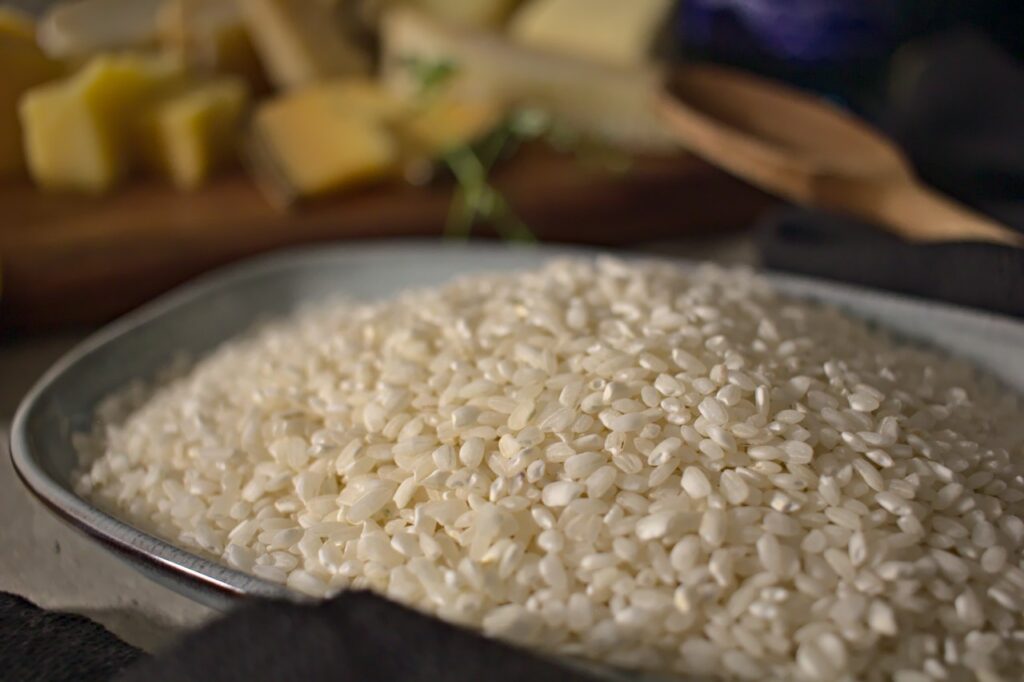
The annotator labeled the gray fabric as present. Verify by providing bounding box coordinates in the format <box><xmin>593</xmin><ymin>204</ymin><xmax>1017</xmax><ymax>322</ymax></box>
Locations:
<box><xmin>0</xmin><ymin>592</ymin><xmax>143</xmax><ymax>682</ymax></box>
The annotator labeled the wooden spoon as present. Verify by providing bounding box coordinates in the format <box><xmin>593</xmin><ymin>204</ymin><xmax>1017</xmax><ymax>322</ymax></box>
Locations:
<box><xmin>657</xmin><ymin>64</ymin><xmax>1022</xmax><ymax>246</ymax></box>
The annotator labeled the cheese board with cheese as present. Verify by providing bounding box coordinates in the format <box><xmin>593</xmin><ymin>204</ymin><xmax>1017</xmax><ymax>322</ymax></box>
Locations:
<box><xmin>0</xmin><ymin>0</ymin><xmax>772</xmax><ymax>332</ymax></box>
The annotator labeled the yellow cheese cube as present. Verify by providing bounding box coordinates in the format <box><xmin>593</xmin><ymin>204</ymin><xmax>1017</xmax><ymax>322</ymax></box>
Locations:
<box><xmin>249</xmin><ymin>80</ymin><xmax>399</xmax><ymax>202</ymax></box>
<box><xmin>138</xmin><ymin>77</ymin><xmax>248</xmax><ymax>189</ymax></box>
<box><xmin>240</xmin><ymin>0</ymin><xmax>369</xmax><ymax>89</ymax></box>
<box><xmin>19</xmin><ymin>53</ymin><xmax>183</xmax><ymax>192</ymax></box>
<box><xmin>276</xmin><ymin>79</ymin><xmax>407</xmax><ymax>123</ymax></box>
<box><xmin>0</xmin><ymin>6</ymin><xmax>36</xmax><ymax>41</ymax></box>
<box><xmin>510</xmin><ymin>0</ymin><xmax>674</xmax><ymax>66</ymax></box>
<box><xmin>399</xmin><ymin>96</ymin><xmax>503</xmax><ymax>157</ymax></box>
<box><xmin>0</xmin><ymin>20</ymin><xmax>63</xmax><ymax>177</ymax></box>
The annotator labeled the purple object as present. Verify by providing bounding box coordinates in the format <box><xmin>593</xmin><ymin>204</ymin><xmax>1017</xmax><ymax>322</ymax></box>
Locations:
<box><xmin>682</xmin><ymin>0</ymin><xmax>894</xmax><ymax>63</ymax></box>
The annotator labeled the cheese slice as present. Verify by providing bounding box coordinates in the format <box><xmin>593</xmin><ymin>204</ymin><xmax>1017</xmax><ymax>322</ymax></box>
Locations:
<box><xmin>19</xmin><ymin>53</ymin><xmax>184</xmax><ymax>192</ymax></box>
<box><xmin>1</xmin><ymin>15</ymin><xmax>63</xmax><ymax>177</ymax></box>
<box><xmin>240</xmin><ymin>0</ymin><xmax>369</xmax><ymax>89</ymax></box>
<box><xmin>37</xmin><ymin>0</ymin><xmax>165</xmax><ymax>58</ymax></box>
<box><xmin>509</xmin><ymin>0</ymin><xmax>674</xmax><ymax>66</ymax></box>
<box><xmin>248</xmin><ymin>80</ymin><xmax>400</xmax><ymax>203</ymax></box>
<box><xmin>380</xmin><ymin>8</ymin><xmax>677</xmax><ymax>152</ymax></box>
<box><xmin>137</xmin><ymin>77</ymin><xmax>248</xmax><ymax>189</ymax></box>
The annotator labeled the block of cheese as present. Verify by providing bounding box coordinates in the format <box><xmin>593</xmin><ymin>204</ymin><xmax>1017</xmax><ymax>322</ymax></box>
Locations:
<box><xmin>19</xmin><ymin>53</ymin><xmax>184</xmax><ymax>192</ymax></box>
<box><xmin>0</xmin><ymin>6</ymin><xmax>36</xmax><ymax>41</ymax></box>
<box><xmin>240</xmin><ymin>0</ymin><xmax>369</xmax><ymax>89</ymax></box>
<box><xmin>509</xmin><ymin>0</ymin><xmax>674</xmax><ymax>66</ymax></box>
<box><xmin>0</xmin><ymin>16</ymin><xmax>64</xmax><ymax>177</ymax></box>
<box><xmin>410</xmin><ymin>0</ymin><xmax>521</xmax><ymax>29</ymax></box>
<box><xmin>380</xmin><ymin>9</ymin><xmax>677</xmax><ymax>152</ymax></box>
<box><xmin>248</xmin><ymin>80</ymin><xmax>400</xmax><ymax>203</ymax></box>
<box><xmin>158</xmin><ymin>0</ymin><xmax>265</xmax><ymax>87</ymax></box>
<box><xmin>137</xmin><ymin>77</ymin><xmax>248</xmax><ymax>189</ymax></box>
<box><xmin>37</xmin><ymin>0</ymin><xmax>165</xmax><ymax>58</ymax></box>
<box><xmin>398</xmin><ymin>96</ymin><xmax>504</xmax><ymax>157</ymax></box>
<box><xmin>273</xmin><ymin>79</ymin><xmax>407</xmax><ymax>122</ymax></box>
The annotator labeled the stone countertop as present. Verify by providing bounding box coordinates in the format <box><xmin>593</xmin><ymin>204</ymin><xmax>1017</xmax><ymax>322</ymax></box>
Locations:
<box><xmin>0</xmin><ymin>238</ymin><xmax>757</xmax><ymax>653</ymax></box>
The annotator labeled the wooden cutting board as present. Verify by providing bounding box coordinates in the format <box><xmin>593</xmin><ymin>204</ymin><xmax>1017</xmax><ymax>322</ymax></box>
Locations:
<box><xmin>0</xmin><ymin>146</ymin><xmax>771</xmax><ymax>332</ymax></box>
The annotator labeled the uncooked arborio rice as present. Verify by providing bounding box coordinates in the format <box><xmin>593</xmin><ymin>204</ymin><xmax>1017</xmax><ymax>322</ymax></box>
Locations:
<box><xmin>74</xmin><ymin>258</ymin><xmax>1024</xmax><ymax>681</ymax></box>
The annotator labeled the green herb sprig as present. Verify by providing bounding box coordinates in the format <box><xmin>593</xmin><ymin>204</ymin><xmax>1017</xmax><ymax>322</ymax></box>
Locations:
<box><xmin>441</xmin><ymin>108</ymin><xmax>552</xmax><ymax>242</ymax></box>
<box><xmin>402</xmin><ymin>57</ymin><xmax>631</xmax><ymax>242</ymax></box>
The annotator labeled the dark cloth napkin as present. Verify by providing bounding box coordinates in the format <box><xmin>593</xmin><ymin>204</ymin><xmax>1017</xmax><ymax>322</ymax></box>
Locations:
<box><xmin>117</xmin><ymin>590</ymin><xmax>599</xmax><ymax>682</ymax></box>
<box><xmin>757</xmin><ymin>31</ymin><xmax>1024</xmax><ymax>317</ymax></box>
<box><xmin>0</xmin><ymin>590</ymin><xmax>604</xmax><ymax>682</ymax></box>
<box><xmin>0</xmin><ymin>592</ymin><xmax>143</xmax><ymax>681</ymax></box>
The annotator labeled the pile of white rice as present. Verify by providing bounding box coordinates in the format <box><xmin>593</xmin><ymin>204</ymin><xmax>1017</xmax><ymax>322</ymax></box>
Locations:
<box><xmin>75</xmin><ymin>258</ymin><xmax>1024</xmax><ymax>681</ymax></box>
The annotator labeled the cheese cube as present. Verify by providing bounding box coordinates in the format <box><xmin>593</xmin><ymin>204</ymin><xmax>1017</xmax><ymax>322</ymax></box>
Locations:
<box><xmin>19</xmin><ymin>53</ymin><xmax>183</xmax><ymax>192</ymax></box>
<box><xmin>0</xmin><ymin>17</ymin><xmax>63</xmax><ymax>177</ymax></box>
<box><xmin>272</xmin><ymin>79</ymin><xmax>407</xmax><ymax>122</ymax></box>
<box><xmin>510</xmin><ymin>0</ymin><xmax>674</xmax><ymax>66</ymax></box>
<box><xmin>398</xmin><ymin>96</ymin><xmax>503</xmax><ymax>157</ymax></box>
<box><xmin>0</xmin><ymin>6</ymin><xmax>36</xmax><ymax>41</ymax></box>
<box><xmin>138</xmin><ymin>77</ymin><xmax>248</xmax><ymax>189</ymax></box>
<box><xmin>249</xmin><ymin>80</ymin><xmax>399</xmax><ymax>202</ymax></box>
<box><xmin>0</xmin><ymin>13</ymin><xmax>62</xmax><ymax>178</ymax></box>
<box><xmin>240</xmin><ymin>0</ymin><xmax>368</xmax><ymax>89</ymax></box>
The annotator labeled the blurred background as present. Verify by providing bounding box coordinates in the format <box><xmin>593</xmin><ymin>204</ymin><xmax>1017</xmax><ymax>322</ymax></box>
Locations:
<box><xmin>0</xmin><ymin>0</ymin><xmax>1022</xmax><ymax>334</ymax></box>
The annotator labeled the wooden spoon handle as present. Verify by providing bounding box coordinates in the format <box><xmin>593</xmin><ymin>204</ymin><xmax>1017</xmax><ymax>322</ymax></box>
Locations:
<box><xmin>872</xmin><ymin>182</ymin><xmax>1023</xmax><ymax>246</ymax></box>
<box><xmin>656</xmin><ymin>65</ymin><xmax>1022</xmax><ymax>247</ymax></box>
